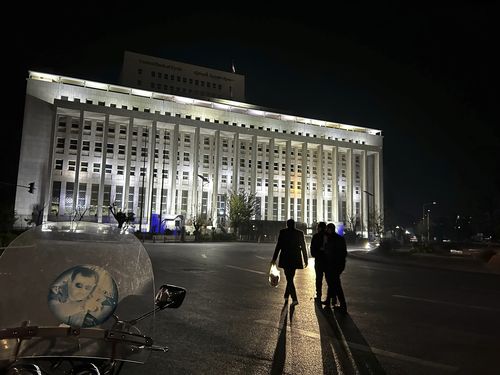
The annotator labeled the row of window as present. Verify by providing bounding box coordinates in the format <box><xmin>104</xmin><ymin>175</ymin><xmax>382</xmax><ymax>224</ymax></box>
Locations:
<box><xmin>139</xmin><ymin>69</ymin><xmax>224</xmax><ymax>90</ymax></box>
<box><xmin>50</xmin><ymin>179</ymin><xmax>358</xmax><ymax>223</ymax></box>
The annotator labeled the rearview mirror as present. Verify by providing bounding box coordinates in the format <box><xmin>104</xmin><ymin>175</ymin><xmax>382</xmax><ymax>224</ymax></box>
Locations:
<box><xmin>155</xmin><ymin>284</ymin><xmax>186</xmax><ymax>309</ymax></box>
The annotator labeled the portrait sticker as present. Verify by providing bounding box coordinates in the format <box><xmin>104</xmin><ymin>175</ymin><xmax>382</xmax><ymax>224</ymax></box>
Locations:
<box><xmin>48</xmin><ymin>265</ymin><xmax>118</xmax><ymax>328</ymax></box>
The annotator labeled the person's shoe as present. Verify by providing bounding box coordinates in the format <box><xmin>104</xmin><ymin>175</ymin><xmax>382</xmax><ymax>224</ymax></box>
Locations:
<box><xmin>321</xmin><ymin>299</ymin><xmax>331</xmax><ymax>306</ymax></box>
<box><xmin>291</xmin><ymin>300</ymin><xmax>299</xmax><ymax>306</ymax></box>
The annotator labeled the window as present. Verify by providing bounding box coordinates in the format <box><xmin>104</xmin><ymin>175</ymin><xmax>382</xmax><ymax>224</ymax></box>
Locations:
<box><xmin>94</xmin><ymin>142</ymin><xmax>102</xmax><ymax>153</ymax></box>
<box><xmin>80</xmin><ymin>161</ymin><xmax>88</xmax><ymax>172</ymax></box>
<box><xmin>117</xmin><ymin>165</ymin><xmax>124</xmax><ymax>175</ymax></box>
<box><xmin>69</xmin><ymin>139</ymin><xmax>77</xmax><ymax>150</ymax></box>
<box><xmin>105</xmin><ymin>164</ymin><xmax>112</xmax><ymax>174</ymax></box>
<box><xmin>56</xmin><ymin>138</ymin><xmax>65</xmax><ymax>152</ymax></box>
<box><xmin>93</xmin><ymin>163</ymin><xmax>100</xmax><ymax>173</ymax></box>
<box><xmin>68</xmin><ymin>161</ymin><xmax>76</xmax><ymax>171</ymax></box>
<box><xmin>55</xmin><ymin>159</ymin><xmax>63</xmax><ymax>170</ymax></box>
<box><xmin>118</xmin><ymin>144</ymin><xmax>126</xmax><ymax>155</ymax></box>
<box><xmin>82</xmin><ymin>141</ymin><xmax>90</xmax><ymax>152</ymax></box>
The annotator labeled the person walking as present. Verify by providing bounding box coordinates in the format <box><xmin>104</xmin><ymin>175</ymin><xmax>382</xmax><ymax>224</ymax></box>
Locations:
<box><xmin>323</xmin><ymin>223</ymin><xmax>348</xmax><ymax>313</ymax></box>
<box><xmin>310</xmin><ymin>222</ymin><xmax>327</xmax><ymax>303</ymax></box>
<box><xmin>271</xmin><ymin>219</ymin><xmax>308</xmax><ymax>306</ymax></box>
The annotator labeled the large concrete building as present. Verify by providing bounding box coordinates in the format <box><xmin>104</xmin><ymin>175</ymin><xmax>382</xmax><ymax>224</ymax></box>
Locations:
<box><xmin>15</xmin><ymin>66</ymin><xmax>383</xmax><ymax>235</ymax></box>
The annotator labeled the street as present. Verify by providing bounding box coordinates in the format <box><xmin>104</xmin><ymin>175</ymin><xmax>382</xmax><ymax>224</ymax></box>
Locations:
<box><xmin>122</xmin><ymin>242</ymin><xmax>500</xmax><ymax>374</ymax></box>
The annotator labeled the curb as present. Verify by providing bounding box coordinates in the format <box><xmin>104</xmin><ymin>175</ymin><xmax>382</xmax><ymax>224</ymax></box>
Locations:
<box><xmin>348</xmin><ymin>251</ymin><xmax>500</xmax><ymax>276</ymax></box>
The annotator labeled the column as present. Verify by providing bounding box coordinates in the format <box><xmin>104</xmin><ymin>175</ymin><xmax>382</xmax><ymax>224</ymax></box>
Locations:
<box><xmin>145</xmin><ymin>121</ymin><xmax>157</xmax><ymax>230</ymax></box>
<box><xmin>285</xmin><ymin>139</ymin><xmax>291</xmax><ymax>220</ymax></box>
<box><xmin>97</xmin><ymin>114</ymin><xmax>109</xmax><ymax>223</ymax></box>
<box><xmin>346</xmin><ymin>148</ymin><xmax>353</xmax><ymax>223</ymax></box>
<box><xmin>301</xmin><ymin>142</ymin><xmax>307</xmax><ymax>223</ymax></box>
<box><xmin>317</xmin><ymin>144</ymin><xmax>324</xmax><ymax>222</ymax></box>
<box><xmin>44</xmin><ymin>106</ymin><xmax>58</xmax><ymax>222</ymax></box>
<box><xmin>251</xmin><ymin>135</ymin><xmax>257</xmax><ymax>195</ymax></box>
<box><xmin>168</xmin><ymin>123</ymin><xmax>179</xmax><ymax>215</ymax></box>
<box><xmin>123</xmin><ymin>118</ymin><xmax>133</xmax><ymax>211</ymax></box>
<box><xmin>267</xmin><ymin>138</ymin><xmax>275</xmax><ymax>220</ymax></box>
<box><xmin>332</xmin><ymin>146</ymin><xmax>338</xmax><ymax>222</ymax></box>
<box><xmin>232</xmin><ymin>133</ymin><xmax>240</xmax><ymax>192</ymax></box>
<box><xmin>191</xmin><ymin>127</ymin><xmax>200</xmax><ymax>216</ymax></box>
<box><xmin>211</xmin><ymin>130</ymin><xmax>221</xmax><ymax>223</ymax></box>
<box><xmin>361</xmin><ymin>150</ymin><xmax>368</xmax><ymax>237</ymax></box>
<box><xmin>374</xmin><ymin>150</ymin><xmax>383</xmax><ymax>217</ymax></box>
<box><xmin>72</xmin><ymin>110</ymin><xmax>85</xmax><ymax>210</ymax></box>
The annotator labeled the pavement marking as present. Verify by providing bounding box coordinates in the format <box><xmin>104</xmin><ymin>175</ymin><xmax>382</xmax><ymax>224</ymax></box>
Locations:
<box><xmin>201</xmin><ymin>254</ymin><xmax>207</xmax><ymax>258</ymax></box>
<box><xmin>226</xmin><ymin>265</ymin><xmax>266</xmax><ymax>275</ymax></box>
<box><xmin>254</xmin><ymin>319</ymin><xmax>458</xmax><ymax>372</ymax></box>
<box><xmin>392</xmin><ymin>294</ymin><xmax>500</xmax><ymax>312</ymax></box>
<box><xmin>255</xmin><ymin>255</ymin><xmax>267</xmax><ymax>260</ymax></box>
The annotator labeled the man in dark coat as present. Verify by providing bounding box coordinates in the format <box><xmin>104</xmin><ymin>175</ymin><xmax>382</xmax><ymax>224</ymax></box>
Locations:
<box><xmin>323</xmin><ymin>223</ymin><xmax>348</xmax><ymax>313</ymax></box>
<box><xmin>271</xmin><ymin>219</ymin><xmax>308</xmax><ymax>305</ymax></box>
<box><xmin>310</xmin><ymin>222</ymin><xmax>327</xmax><ymax>303</ymax></box>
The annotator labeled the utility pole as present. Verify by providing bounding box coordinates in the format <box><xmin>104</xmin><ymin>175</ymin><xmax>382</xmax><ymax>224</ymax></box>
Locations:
<box><xmin>422</xmin><ymin>201</ymin><xmax>437</xmax><ymax>243</ymax></box>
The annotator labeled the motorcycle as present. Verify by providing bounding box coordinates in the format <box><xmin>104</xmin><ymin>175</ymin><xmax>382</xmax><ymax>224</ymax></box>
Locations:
<box><xmin>0</xmin><ymin>222</ymin><xmax>186</xmax><ymax>374</ymax></box>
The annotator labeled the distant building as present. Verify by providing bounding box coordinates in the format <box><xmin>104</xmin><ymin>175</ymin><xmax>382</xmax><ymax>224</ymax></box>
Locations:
<box><xmin>120</xmin><ymin>51</ymin><xmax>245</xmax><ymax>101</ymax></box>
<box><xmin>15</xmin><ymin>61</ymin><xmax>383</xmax><ymax>235</ymax></box>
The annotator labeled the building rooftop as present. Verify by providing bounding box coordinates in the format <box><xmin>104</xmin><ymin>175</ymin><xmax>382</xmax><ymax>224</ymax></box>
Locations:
<box><xmin>29</xmin><ymin>71</ymin><xmax>382</xmax><ymax>136</ymax></box>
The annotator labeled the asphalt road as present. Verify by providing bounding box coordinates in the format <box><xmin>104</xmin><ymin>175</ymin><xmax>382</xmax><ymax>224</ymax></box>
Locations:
<box><xmin>121</xmin><ymin>242</ymin><xmax>500</xmax><ymax>375</ymax></box>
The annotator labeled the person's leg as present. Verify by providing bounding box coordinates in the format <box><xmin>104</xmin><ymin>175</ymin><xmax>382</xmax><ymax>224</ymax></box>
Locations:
<box><xmin>333</xmin><ymin>271</ymin><xmax>347</xmax><ymax>312</ymax></box>
<box><xmin>284</xmin><ymin>268</ymin><xmax>297</xmax><ymax>302</ymax></box>
<box><xmin>314</xmin><ymin>260</ymin><xmax>324</xmax><ymax>299</ymax></box>
<box><xmin>323</xmin><ymin>267</ymin><xmax>333</xmax><ymax>305</ymax></box>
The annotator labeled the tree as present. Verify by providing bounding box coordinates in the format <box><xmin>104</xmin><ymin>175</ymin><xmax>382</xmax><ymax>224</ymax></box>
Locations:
<box><xmin>370</xmin><ymin>208</ymin><xmax>385</xmax><ymax>239</ymax></box>
<box><xmin>0</xmin><ymin>205</ymin><xmax>17</xmax><ymax>232</ymax></box>
<box><xmin>346</xmin><ymin>212</ymin><xmax>358</xmax><ymax>232</ymax></box>
<box><xmin>24</xmin><ymin>203</ymin><xmax>46</xmax><ymax>227</ymax></box>
<box><xmin>228</xmin><ymin>191</ymin><xmax>256</xmax><ymax>236</ymax></box>
<box><xmin>109</xmin><ymin>203</ymin><xmax>135</xmax><ymax>230</ymax></box>
<box><xmin>192</xmin><ymin>214</ymin><xmax>208</xmax><ymax>241</ymax></box>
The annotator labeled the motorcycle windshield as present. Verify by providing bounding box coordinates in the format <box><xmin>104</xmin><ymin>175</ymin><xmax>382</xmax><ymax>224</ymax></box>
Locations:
<box><xmin>0</xmin><ymin>222</ymin><xmax>155</xmax><ymax>364</ymax></box>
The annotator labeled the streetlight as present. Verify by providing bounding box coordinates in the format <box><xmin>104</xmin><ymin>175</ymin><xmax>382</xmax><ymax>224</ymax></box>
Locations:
<box><xmin>422</xmin><ymin>201</ymin><xmax>437</xmax><ymax>243</ymax></box>
<box><xmin>363</xmin><ymin>190</ymin><xmax>374</xmax><ymax>241</ymax></box>
<box><xmin>197</xmin><ymin>174</ymin><xmax>209</xmax><ymax>215</ymax></box>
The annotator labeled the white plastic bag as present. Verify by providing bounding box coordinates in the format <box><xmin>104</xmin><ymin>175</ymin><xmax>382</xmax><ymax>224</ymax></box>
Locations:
<box><xmin>268</xmin><ymin>263</ymin><xmax>280</xmax><ymax>288</ymax></box>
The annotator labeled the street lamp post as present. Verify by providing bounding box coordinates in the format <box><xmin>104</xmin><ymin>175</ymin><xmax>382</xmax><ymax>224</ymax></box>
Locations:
<box><xmin>363</xmin><ymin>190</ymin><xmax>374</xmax><ymax>241</ymax></box>
<box><xmin>422</xmin><ymin>201</ymin><xmax>437</xmax><ymax>243</ymax></box>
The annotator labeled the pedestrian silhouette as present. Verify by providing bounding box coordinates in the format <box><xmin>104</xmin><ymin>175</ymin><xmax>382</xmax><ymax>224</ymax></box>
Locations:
<box><xmin>310</xmin><ymin>222</ymin><xmax>327</xmax><ymax>303</ymax></box>
<box><xmin>271</xmin><ymin>219</ymin><xmax>308</xmax><ymax>305</ymax></box>
<box><xmin>323</xmin><ymin>223</ymin><xmax>348</xmax><ymax>313</ymax></box>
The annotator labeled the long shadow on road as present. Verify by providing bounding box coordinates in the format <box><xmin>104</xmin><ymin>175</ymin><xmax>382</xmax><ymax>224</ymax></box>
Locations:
<box><xmin>271</xmin><ymin>302</ymin><xmax>289</xmax><ymax>375</ymax></box>
<box><xmin>315</xmin><ymin>304</ymin><xmax>386</xmax><ymax>374</ymax></box>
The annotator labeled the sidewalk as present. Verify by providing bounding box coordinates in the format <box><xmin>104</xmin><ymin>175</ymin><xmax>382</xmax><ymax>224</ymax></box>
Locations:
<box><xmin>348</xmin><ymin>247</ymin><xmax>500</xmax><ymax>275</ymax></box>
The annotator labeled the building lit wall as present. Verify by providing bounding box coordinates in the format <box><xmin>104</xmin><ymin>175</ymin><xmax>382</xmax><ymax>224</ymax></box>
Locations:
<box><xmin>120</xmin><ymin>51</ymin><xmax>245</xmax><ymax>102</ymax></box>
<box><xmin>16</xmin><ymin>71</ymin><xmax>383</xmax><ymax>234</ymax></box>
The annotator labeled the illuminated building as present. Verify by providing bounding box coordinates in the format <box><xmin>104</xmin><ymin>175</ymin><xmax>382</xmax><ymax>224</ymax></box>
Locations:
<box><xmin>15</xmin><ymin>67</ymin><xmax>383</xmax><ymax>234</ymax></box>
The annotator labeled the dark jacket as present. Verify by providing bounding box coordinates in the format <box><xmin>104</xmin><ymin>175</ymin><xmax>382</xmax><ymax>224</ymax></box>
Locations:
<box><xmin>310</xmin><ymin>231</ymin><xmax>326</xmax><ymax>258</ymax></box>
<box><xmin>272</xmin><ymin>228</ymin><xmax>308</xmax><ymax>269</ymax></box>
<box><xmin>325</xmin><ymin>232</ymin><xmax>347</xmax><ymax>272</ymax></box>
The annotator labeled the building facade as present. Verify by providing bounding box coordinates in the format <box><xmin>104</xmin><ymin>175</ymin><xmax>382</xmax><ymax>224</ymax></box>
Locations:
<box><xmin>120</xmin><ymin>51</ymin><xmax>245</xmax><ymax>101</ymax></box>
<box><xmin>15</xmin><ymin>71</ymin><xmax>383</xmax><ymax>234</ymax></box>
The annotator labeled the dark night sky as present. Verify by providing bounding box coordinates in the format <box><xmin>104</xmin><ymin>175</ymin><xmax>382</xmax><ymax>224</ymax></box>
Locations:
<box><xmin>3</xmin><ymin>5</ymin><xmax>498</xmax><ymax>227</ymax></box>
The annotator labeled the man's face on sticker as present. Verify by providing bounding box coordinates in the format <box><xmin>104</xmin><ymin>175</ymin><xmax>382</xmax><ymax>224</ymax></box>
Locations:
<box><xmin>69</xmin><ymin>273</ymin><xmax>97</xmax><ymax>302</ymax></box>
